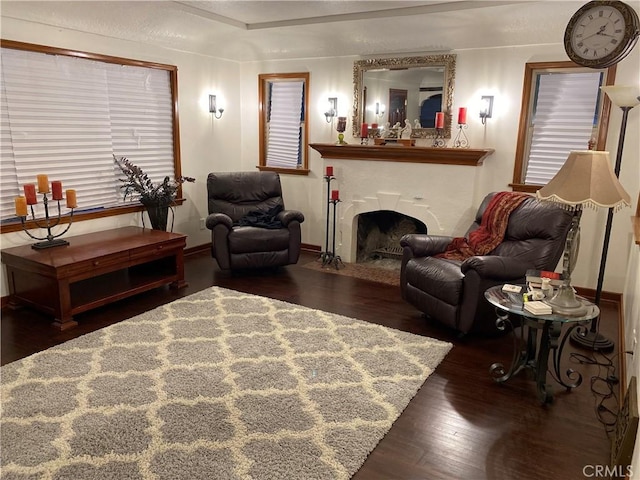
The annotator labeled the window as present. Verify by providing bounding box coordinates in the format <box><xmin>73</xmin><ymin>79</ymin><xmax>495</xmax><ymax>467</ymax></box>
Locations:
<box><xmin>0</xmin><ymin>40</ymin><xmax>181</xmax><ymax>232</ymax></box>
<box><xmin>258</xmin><ymin>73</ymin><xmax>309</xmax><ymax>175</ymax></box>
<box><xmin>511</xmin><ymin>61</ymin><xmax>615</xmax><ymax>192</ymax></box>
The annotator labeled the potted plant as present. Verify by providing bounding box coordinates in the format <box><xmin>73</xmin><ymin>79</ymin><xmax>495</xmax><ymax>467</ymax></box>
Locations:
<box><xmin>114</xmin><ymin>155</ymin><xmax>195</xmax><ymax>231</ymax></box>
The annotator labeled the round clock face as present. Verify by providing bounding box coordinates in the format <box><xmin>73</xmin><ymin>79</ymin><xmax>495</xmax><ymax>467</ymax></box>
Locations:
<box><xmin>564</xmin><ymin>1</ymin><xmax>640</xmax><ymax>68</ymax></box>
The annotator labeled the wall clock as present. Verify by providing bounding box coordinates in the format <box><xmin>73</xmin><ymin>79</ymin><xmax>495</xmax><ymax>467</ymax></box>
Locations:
<box><xmin>564</xmin><ymin>0</ymin><xmax>640</xmax><ymax>68</ymax></box>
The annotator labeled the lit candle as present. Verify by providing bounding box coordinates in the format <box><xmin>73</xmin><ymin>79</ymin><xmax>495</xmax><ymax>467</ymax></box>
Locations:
<box><xmin>65</xmin><ymin>189</ymin><xmax>77</xmax><ymax>208</ymax></box>
<box><xmin>435</xmin><ymin>112</ymin><xmax>444</xmax><ymax>129</ymax></box>
<box><xmin>14</xmin><ymin>196</ymin><xmax>27</xmax><ymax>217</ymax></box>
<box><xmin>51</xmin><ymin>181</ymin><xmax>63</xmax><ymax>200</ymax></box>
<box><xmin>331</xmin><ymin>190</ymin><xmax>340</xmax><ymax>201</ymax></box>
<box><xmin>458</xmin><ymin>107</ymin><xmax>467</xmax><ymax>125</ymax></box>
<box><xmin>326</xmin><ymin>166</ymin><xmax>334</xmax><ymax>177</ymax></box>
<box><xmin>361</xmin><ymin>123</ymin><xmax>369</xmax><ymax>138</ymax></box>
<box><xmin>37</xmin><ymin>174</ymin><xmax>50</xmax><ymax>193</ymax></box>
<box><xmin>24</xmin><ymin>184</ymin><xmax>37</xmax><ymax>205</ymax></box>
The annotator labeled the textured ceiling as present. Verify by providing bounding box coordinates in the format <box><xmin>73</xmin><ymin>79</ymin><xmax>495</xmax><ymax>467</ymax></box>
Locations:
<box><xmin>0</xmin><ymin>1</ymin><xmax>623</xmax><ymax>62</ymax></box>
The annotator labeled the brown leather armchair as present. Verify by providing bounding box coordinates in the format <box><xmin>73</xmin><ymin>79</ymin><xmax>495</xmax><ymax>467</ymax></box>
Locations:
<box><xmin>206</xmin><ymin>171</ymin><xmax>304</xmax><ymax>270</ymax></box>
<box><xmin>400</xmin><ymin>192</ymin><xmax>573</xmax><ymax>335</ymax></box>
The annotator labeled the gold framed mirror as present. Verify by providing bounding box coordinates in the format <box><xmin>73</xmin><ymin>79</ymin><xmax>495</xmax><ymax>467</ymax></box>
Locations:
<box><xmin>352</xmin><ymin>54</ymin><xmax>456</xmax><ymax>139</ymax></box>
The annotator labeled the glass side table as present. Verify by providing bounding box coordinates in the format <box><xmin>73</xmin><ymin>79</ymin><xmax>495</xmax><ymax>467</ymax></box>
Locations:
<box><xmin>484</xmin><ymin>285</ymin><xmax>600</xmax><ymax>404</ymax></box>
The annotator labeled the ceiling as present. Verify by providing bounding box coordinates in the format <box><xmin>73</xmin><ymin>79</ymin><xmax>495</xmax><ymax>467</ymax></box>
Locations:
<box><xmin>0</xmin><ymin>1</ymin><xmax>615</xmax><ymax>62</ymax></box>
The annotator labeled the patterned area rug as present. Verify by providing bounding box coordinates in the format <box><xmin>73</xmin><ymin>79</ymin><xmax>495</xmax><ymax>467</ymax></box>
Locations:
<box><xmin>1</xmin><ymin>287</ymin><xmax>452</xmax><ymax>480</ymax></box>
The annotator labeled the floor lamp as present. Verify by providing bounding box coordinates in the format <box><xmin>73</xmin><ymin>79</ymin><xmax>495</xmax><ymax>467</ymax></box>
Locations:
<box><xmin>573</xmin><ymin>85</ymin><xmax>639</xmax><ymax>350</ymax></box>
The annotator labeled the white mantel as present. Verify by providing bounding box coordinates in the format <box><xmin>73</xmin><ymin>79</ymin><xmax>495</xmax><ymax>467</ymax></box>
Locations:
<box><xmin>311</xmin><ymin>146</ymin><xmax>493</xmax><ymax>263</ymax></box>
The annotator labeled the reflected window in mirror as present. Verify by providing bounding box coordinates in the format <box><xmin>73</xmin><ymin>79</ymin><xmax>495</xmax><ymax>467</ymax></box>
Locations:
<box><xmin>353</xmin><ymin>54</ymin><xmax>456</xmax><ymax>139</ymax></box>
<box><xmin>511</xmin><ymin>61</ymin><xmax>615</xmax><ymax>193</ymax></box>
<box><xmin>258</xmin><ymin>72</ymin><xmax>310</xmax><ymax>175</ymax></box>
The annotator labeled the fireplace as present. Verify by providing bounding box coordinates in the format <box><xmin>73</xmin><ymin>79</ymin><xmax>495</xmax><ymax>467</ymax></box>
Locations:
<box><xmin>356</xmin><ymin>210</ymin><xmax>426</xmax><ymax>264</ymax></box>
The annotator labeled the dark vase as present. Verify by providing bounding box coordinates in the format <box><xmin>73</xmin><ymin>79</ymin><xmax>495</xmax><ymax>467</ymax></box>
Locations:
<box><xmin>141</xmin><ymin>199</ymin><xmax>172</xmax><ymax>231</ymax></box>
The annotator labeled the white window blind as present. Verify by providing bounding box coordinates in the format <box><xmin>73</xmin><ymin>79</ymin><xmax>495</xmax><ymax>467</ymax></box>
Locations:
<box><xmin>524</xmin><ymin>71</ymin><xmax>602</xmax><ymax>185</ymax></box>
<box><xmin>266</xmin><ymin>81</ymin><xmax>304</xmax><ymax>168</ymax></box>
<box><xmin>0</xmin><ymin>47</ymin><xmax>175</xmax><ymax>221</ymax></box>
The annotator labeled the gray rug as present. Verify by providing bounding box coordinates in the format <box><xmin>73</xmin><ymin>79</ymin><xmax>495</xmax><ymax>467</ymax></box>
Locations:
<box><xmin>0</xmin><ymin>286</ymin><xmax>452</xmax><ymax>480</ymax></box>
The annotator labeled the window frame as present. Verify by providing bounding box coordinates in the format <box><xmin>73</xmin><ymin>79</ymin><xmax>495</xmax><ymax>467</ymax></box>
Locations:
<box><xmin>0</xmin><ymin>39</ymin><xmax>182</xmax><ymax>234</ymax></box>
<box><xmin>258</xmin><ymin>72</ymin><xmax>310</xmax><ymax>176</ymax></box>
<box><xmin>511</xmin><ymin>61</ymin><xmax>616</xmax><ymax>193</ymax></box>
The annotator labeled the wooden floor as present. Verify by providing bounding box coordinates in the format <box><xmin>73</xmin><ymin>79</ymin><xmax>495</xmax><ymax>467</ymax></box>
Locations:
<box><xmin>1</xmin><ymin>250</ymin><xmax>623</xmax><ymax>479</ymax></box>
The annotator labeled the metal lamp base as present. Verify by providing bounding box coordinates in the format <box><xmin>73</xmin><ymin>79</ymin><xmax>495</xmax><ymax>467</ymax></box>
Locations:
<box><xmin>570</xmin><ymin>327</ymin><xmax>614</xmax><ymax>352</ymax></box>
<box><xmin>545</xmin><ymin>284</ymin><xmax>588</xmax><ymax>316</ymax></box>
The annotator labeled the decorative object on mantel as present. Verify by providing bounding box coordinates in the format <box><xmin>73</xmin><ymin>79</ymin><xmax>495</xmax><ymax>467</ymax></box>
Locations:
<box><xmin>114</xmin><ymin>155</ymin><xmax>195</xmax><ymax>231</ymax></box>
<box><xmin>14</xmin><ymin>175</ymin><xmax>76</xmax><ymax>249</ymax></box>
<box><xmin>320</xmin><ymin>166</ymin><xmax>343</xmax><ymax>270</ymax></box>
<box><xmin>432</xmin><ymin>112</ymin><xmax>447</xmax><ymax>147</ymax></box>
<box><xmin>336</xmin><ymin>116</ymin><xmax>348</xmax><ymax>145</ymax></box>
<box><xmin>453</xmin><ymin>107</ymin><xmax>470</xmax><ymax>148</ymax></box>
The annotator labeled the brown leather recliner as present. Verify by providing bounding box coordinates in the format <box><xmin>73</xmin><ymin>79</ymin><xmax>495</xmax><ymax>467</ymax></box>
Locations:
<box><xmin>206</xmin><ymin>171</ymin><xmax>304</xmax><ymax>270</ymax></box>
<box><xmin>400</xmin><ymin>192</ymin><xmax>573</xmax><ymax>335</ymax></box>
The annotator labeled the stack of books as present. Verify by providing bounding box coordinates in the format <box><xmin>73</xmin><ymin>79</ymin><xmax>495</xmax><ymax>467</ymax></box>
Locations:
<box><xmin>525</xmin><ymin>269</ymin><xmax>566</xmax><ymax>288</ymax></box>
<box><xmin>523</xmin><ymin>300</ymin><xmax>553</xmax><ymax>316</ymax></box>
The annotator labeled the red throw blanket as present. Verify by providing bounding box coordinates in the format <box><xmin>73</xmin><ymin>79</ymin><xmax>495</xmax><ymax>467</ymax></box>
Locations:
<box><xmin>436</xmin><ymin>192</ymin><xmax>529</xmax><ymax>261</ymax></box>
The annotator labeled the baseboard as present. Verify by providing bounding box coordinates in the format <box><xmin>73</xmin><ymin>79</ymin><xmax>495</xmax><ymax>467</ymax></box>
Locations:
<box><xmin>574</xmin><ymin>286</ymin><xmax>622</xmax><ymax>306</ymax></box>
<box><xmin>301</xmin><ymin>243</ymin><xmax>321</xmax><ymax>252</ymax></box>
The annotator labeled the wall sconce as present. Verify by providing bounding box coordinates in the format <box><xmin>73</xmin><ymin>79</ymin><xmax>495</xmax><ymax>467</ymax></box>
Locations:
<box><xmin>209</xmin><ymin>94</ymin><xmax>224</xmax><ymax>119</ymax></box>
<box><xmin>324</xmin><ymin>97</ymin><xmax>337</xmax><ymax>123</ymax></box>
<box><xmin>375</xmin><ymin>102</ymin><xmax>386</xmax><ymax>118</ymax></box>
<box><xmin>479</xmin><ymin>95</ymin><xmax>494</xmax><ymax>125</ymax></box>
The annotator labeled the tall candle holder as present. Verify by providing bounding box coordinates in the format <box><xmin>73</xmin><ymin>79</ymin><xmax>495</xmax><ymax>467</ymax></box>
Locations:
<box><xmin>320</xmin><ymin>171</ymin><xmax>336</xmax><ymax>266</ymax></box>
<box><xmin>20</xmin><ymin>194</ymin><xmax>75</xmax><ymax>249</ymax></box>
<box><xmin>432</xmin><ymin>128</ymin><xmax>446</xmax><ymax>147</ymax></box>
<box><xmin>328</xmin><ymin>197</ymin><xmax>344</xmax><ymax>270</ymax></box>
<box><xmin>452</xmin><ymin>123</ymin><xmax>470</xmax><ymax>148</ymax></box>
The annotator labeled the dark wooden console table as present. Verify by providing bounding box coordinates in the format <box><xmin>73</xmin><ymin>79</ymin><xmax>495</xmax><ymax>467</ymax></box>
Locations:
<box><xmin>1</xmin><ymin>226</ymin><xmax>187</xmax><ymax>330</ymax></box>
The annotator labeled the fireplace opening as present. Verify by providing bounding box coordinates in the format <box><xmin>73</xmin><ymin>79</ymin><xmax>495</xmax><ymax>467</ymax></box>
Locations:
<box><xmin>356</xmin><ymin>210</ymin><xmax>427</xmax><ymax>267</ymax></box>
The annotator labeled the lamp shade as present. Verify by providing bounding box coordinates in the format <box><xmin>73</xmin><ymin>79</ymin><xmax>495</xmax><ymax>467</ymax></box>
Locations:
<box><xmin>537</xmin><ymin>150</ymin><xmax>630</xmax><ymax>210</ymax></box>
<box><xmin>600</xmin><ymin>85</ymin><xmax>640</xmax><ymax>108</ymax></box>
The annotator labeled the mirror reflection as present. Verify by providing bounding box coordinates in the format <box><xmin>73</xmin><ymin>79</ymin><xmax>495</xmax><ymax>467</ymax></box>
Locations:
<box><xmin>353</xmin><ymin>54</ymin><xmax>456</xmax><ymax>139</ymax></box>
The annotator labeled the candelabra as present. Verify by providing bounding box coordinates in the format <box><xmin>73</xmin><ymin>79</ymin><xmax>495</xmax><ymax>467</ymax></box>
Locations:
<box><xmin>432</xmin><ymin>128</ymin><xmax>446</xmax><ymax>147</ymax></box>
<box><xmin>452</xmin><ymin>123</ymin><xmax>470</xmax><ymax>148</ymax></box>
<box><xmin>319</xmin><ymin>170</ymin><xmax>343</xmax><ymax>269</ymax></box>
<box><xmin>19</xmin><ymin>193</ymin><xmax>75</xmax><ymax>249</ymax></box>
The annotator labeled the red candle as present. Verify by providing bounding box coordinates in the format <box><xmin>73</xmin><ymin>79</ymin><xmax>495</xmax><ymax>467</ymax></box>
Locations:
<box><xmin>24</xmin><ymin>184</ymin><xmax>37</xmax><ymax>205</ymax></box>
<box><xmin>458</xmin><ymin>107</ymin><xmax>467</xmax><ymax>125</ymax></box>
<box><xmin>435</xmin><ymin>112</ymin><xmax>444</xmax><ymax>129</ymax></box>
<box><xmin>361</xmin><ymin>123</ymin><xmax>369</xmax><ymax>138</ymax></box>
<box><xmin>371</xmin><ymin>123</ymin><xmax>378</xmax><ymax>129</ymax></box>
<box><xmin>51</xmin><ymin>181</ymin><xmax>63</xmax><ymax>200</ymax></box>
<box><xmin>331</xmin><ymin>190</ymin><xmax>340</xmax><ymax>201</ymax></box>
<box><xmin>326</xmin><ymin>166</ymin><xmax>333</xmax><ymax>177</ymax></box>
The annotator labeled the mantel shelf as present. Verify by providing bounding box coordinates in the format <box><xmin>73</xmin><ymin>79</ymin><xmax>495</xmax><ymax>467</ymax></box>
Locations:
<box><xmin>309</xmin><ymin>143</ymin><xmax>494</xmax><ymax>166</ymax></box>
